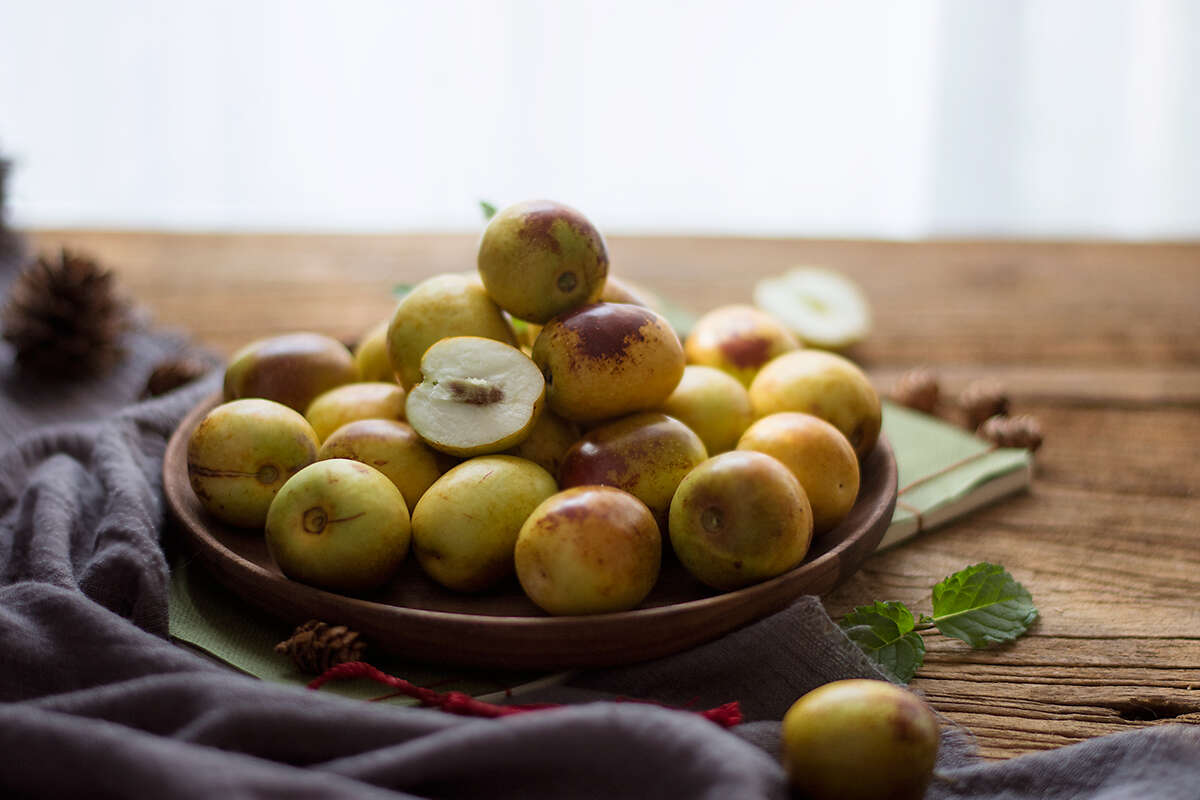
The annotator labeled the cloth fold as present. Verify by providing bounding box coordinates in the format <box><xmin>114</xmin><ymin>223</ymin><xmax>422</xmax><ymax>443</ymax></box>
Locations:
<box><xmin>1</xmin><ymin>243</ymin><xmax>1197</xmax><ymax>799</ymax></box>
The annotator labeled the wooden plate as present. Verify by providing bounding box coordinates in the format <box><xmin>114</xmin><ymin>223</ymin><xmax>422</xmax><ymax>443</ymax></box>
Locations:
<box><xmin>164</xmin><ymin>392</ymin><xmax>897</xmax><ymax>669</ymax></box>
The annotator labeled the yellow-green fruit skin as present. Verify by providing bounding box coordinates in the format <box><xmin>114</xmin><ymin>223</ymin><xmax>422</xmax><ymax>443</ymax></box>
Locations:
<box><xmin>386</xmin><ymin>273</ymin><xmax>517</xmax><ymax>389</ymax></box>
<box><xmin>317</xmin><ymin>419</ymin><xmax>442</xmax><ymax>513</ymax></box>
<box><xmin>353</xmin><ymin>319</ymin><xmax>398</xmax><ymax>383</ymax></box>
<box><xmin>477</xmin><ymin>200</ymin><xmax>609</xmax><ymax>324</ymax></box>
<box><xmin>558</xmin><ymin>412</ymin><xmax>707</xmax><ymax>530</ymax></box>
<box><xmin>532</xmin><ymin>302</ymin><xmax>685</xmax><ymax>423</ymax></box>
<box><xmin>684</xmin><ymin>304</ymin><xmax>801</xmax><ymax>387</ymax></box>
<box><xmin>411</xmin><ymin>455</ymin><xmax>558</xmax><ymax>593</ymax></box>
<box><xmin>748</xmin><ymin>349</ymin><xmax>882</xmax><ymax>460</ymax></box>
<box><xmin>304</xmin><ymin>382</ymin><xmax>406</xmax><ymax>442</ymax></box>
<box><xmin>187</xmin><ymin>398</ymin><xmax>320</xmax><ymax>528</ymax></box>
<box><xmin>660</xmin><ymin>365</ymin><xmax>754</xmax><ymax>454</ymax></box>
<box><xmin>265</xmin><ymin>459</ymin><xmax>410</xmax><ymax>594</ymax></box>
<box><xmin>223</xmin><ymin>332</ymin><xmax>359</xmax><ymax>413</ymax></box>
<box><xmin>782</xmin><ymin>679</ymin><xmax>939</xmax><ymax>800</ymax></box>
<box><xmin>505</xmin><ymin>409</ymin><xmax>582</xmax><ymax>477</ymax></box>
<box><xmin>515</xmin><ymin>486</ymin><xmax>661</xmax><ymax>616</ymax></box>
<box><xmin>668</xmin><ymin>450</ymin><xmax>813</xmax><ymax>590</ymax></box>
<box><xmin>738</xmin><ymin>412</ymin><xmax>860</xmax><ymax>535</ymax></box>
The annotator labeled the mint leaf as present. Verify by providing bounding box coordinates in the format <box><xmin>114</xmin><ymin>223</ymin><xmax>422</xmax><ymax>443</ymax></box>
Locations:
<box><xmin>840</xmin><ymin>601</ymin><xmax>926</xmax><ymax>683</ymax></box>
<box><xmin>392</xmin><ymin>284</ymin><xmax>412</xmax><ymax>301</ymax></box>
<box><xmin>931</xmin><ymin>562</ymin><xmax>1037</xmax><ymax>648</ymax></box>
<box><xmin>480</xmin><ymin>200</ymin><xmax>498</xmax><ymax>221</ymax></box>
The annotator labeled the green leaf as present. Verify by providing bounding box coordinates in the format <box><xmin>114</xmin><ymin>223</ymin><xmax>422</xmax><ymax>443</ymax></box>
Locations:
<box><xmin>653</xmin><ymin>294</ymin><xmax>699</xmax><ymax>339</ymax></box>
<box><xmin>480</xmin><ymin>200</ymin><xmax>498</xmax><ymax>221</ymax></box>
<box><xmin>931</xmin><ymin>562</ymin><xmax>1038</xmax><ymax>648</ymax></box>
<box><xmin>509</xmin><ymin>316</ymin><xmax>531</xmax><ymax>338</ymax></box>
<box><xmin>392</xmin><ymin>283</ymin><xmax>413</xmax><ymax>301</ymax></box>
<box><xmin>839</xmin><ymin>601</ymin><xmax>926</xmax><ymax>683</ymax></box>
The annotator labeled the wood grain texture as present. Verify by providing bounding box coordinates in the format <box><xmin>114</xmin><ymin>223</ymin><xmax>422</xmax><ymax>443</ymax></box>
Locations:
<box><xmin>25</xmin><ymin>230</ymin><xmax>1200</xmax><ymax>759</ymax></box>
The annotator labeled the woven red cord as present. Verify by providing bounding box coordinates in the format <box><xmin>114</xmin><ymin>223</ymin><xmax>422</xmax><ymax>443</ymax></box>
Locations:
<box><xmin>308</xmin><ymin>661</ymin><xmax>742</xmax><ymax>728</ymax></box>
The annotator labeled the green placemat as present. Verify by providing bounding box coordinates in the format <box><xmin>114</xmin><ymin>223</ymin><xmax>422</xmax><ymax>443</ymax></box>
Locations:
<box><xmin>168</xmin><ymin>401</ymin><xmax>1031</xmax><ymax>688</ymax></box>
<box><xmin>167</xmin><ymin>544</ymin><xmax>548</xmax><ymax>702</ymax></box>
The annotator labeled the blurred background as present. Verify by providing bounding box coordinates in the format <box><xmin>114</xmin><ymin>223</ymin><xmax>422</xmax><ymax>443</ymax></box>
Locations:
<box><xmin>1</xmin><ymin>0</ymin><xmax>1197</xmax><ymax>239</ymax></box>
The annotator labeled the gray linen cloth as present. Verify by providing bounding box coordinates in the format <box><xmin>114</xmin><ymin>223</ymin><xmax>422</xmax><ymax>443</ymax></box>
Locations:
<box><xmin>1</xmin><ymin>244</ymin><xmax>1197</xmax><ymax>799</ymax></box>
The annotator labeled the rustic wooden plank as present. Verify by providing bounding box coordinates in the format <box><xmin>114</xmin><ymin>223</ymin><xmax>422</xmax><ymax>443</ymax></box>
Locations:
<box><xmin>827</xmin><ymin>487</ymin><xmax>1200</xmax><ymax>636</ymax></box>
<box><xmin>870</xmin><ymin>365</ymin><xmax>1200</xmax><ymax>407</ymax></box>
<box><xmin>23</xmin><ymin>232</ymin><xmax>1200</xmax><ymax>364</ymax></box>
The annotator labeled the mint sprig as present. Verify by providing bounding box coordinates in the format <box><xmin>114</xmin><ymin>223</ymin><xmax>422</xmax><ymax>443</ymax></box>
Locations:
<box><xmin>839</xmin><ymin>562</ymin><xmax>1036</xmax><ymax>682</ymax></box>
<box><xmin>840</xmin><ymin>601</ymin><xmax>926</xmax><ymax>683</ymax></box>
<box><xmin>931</xmin><ymin>562</ymin><xmax>1038</xmax><ymax>648</ymax></box>
<box><xmin>480</xmin><ymin>200</ymin><xmax>498</xmax><ymax>221</ymax></box>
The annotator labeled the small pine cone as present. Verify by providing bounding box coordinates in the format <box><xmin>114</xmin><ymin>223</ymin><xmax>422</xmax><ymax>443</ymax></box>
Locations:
<box><xmin>978</xmin><ymin>414</ymin><xmax>1043</xmax><ymax>451</ymax></box>
<box><xmin>960</xmin><ymin>378</ymin><xmax>1010</xmax><ymax>430</ymax></box>
<box><xmin>891</xmin><ymin>367</ymin><xmax>940</xmax><ymax>414</ymax></box>
<box><xmin>143</xmin><ymin>355</ymin><xmax>211</xmax><ymax>397</ymax></box>
<box><xmin>275</xmin><ymin>620</ymin><xmax>366</xmax><ymax>674</ymax></box>
<box><xmin>1</xmin><ymin>249</ymin><xmax>129</xmax><ymax>376</ymax></box>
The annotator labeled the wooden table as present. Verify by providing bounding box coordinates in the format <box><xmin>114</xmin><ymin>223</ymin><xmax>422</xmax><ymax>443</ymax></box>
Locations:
<box><xmin>28</xmin><ymin>230</ymin><xmax>1200</xmax><ymax>760</ymax></box>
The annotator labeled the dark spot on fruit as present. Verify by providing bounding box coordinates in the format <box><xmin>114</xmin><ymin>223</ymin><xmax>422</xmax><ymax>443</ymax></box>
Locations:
<box><xmin>560</xmin><ymin>303</ymin><xmax>652</xmax><ymax>360</ymax></box>
<box><xmin>557</xmin><ymin>271</ymin><xmax>577</xmax><ymax>293</ymax></box>
<box><xmin>255</xmin><ymin>464</ymin><xmax>279</xmax><ymax>485</ymax></box>
<box><xmin>373</xmin><ymin>459</ymin><xmax>389</xmax><ymax>467</ymax></box>
<box><xmin>733</xmin><ymin>560</ymin><xmax>743</xmax><ymax>570</ymax></box>
<box><xmin>559</xmin><ymin>440</ymin><xmax>631</xmax><ymax>488</ymax></box>
<box><xmin>549</xmin><ymin>494</ymin><xmax>594</xmax><ymax>521</ymax></box>
<box><xmin>720</xmin><ymin>334</ymin><xmax>771</xmax><ymax>369</ymax></box>
<box><xmin>302</xmin><ymin>507</ymin><xmax>327</xmax><ymax>534</ymax></box>
<box><xmin>447</xmin><ymin>379</ymin><xmax>504</xmax><ymax>405</ymax></box>
<box><xmin>516</xmin><ymin>202</ymin><xmax>606</xmax><ymax>266</ymax></box>
<box><xmin>517</xmin><ymin>206</ymin><xmax>566</xmax><ymax>255</ymax></box>
<box><xmin>892</xmin><ymin>700</ymin><xmax>925</xmax><ymax>742</ymax></box>
<box><xmin>701</xmin><ymin>506</ymin><xmax>724</xmax><ymax>533</ymax></box>
<box><xmin>188</xmin><ymin>463</ymin><xmax>254</xmax><ymax>480</ymax></box>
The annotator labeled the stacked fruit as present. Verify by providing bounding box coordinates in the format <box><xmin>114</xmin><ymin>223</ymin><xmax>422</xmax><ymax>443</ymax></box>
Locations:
<box><xmin>186</xmin><ymin>200</ymin><xmax>881</xmax><ymax>614</ymax></box>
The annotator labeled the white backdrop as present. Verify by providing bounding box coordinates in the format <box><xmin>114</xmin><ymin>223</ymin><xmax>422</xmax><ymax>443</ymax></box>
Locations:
<box><xmin>1</xmin><ymin>0</ymin><xmax>1197</xmax><ymax>238</ymax></box>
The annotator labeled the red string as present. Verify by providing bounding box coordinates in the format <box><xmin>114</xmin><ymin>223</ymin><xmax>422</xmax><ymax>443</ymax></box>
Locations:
<box><xmin>307</xmin><ymin>661</ymin><xmax>743</xmax><ymax>728</ymax></box>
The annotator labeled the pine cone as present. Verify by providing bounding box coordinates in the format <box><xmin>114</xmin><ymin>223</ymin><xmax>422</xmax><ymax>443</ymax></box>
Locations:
<box><xmin>960</xmin><ymin>378</ymin><xmax>1010</xmax><ymax>430</ymax></box>
<box><xmin>978</xmin><ymin>414</ymin><xmax>1043</xmax><ymax>451</ymax></box>
<box><xmin>275</xmin><ymin>620</ymin><xmax>367</xmax><ymax>674</ymax></box>
<box><xmin>1</xmin><ymin>249</ymin><xmax>129</xmax><ymax>376</ymax></box>
<box><xmin>144</xmin><ymin>355</ymin><xmax>212</xmax><ymax>397</ymax></box>
<box><xmin>891</xmin><ymin>367</ymin><xmax>940</xmax><ymax>414</ymax></box>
